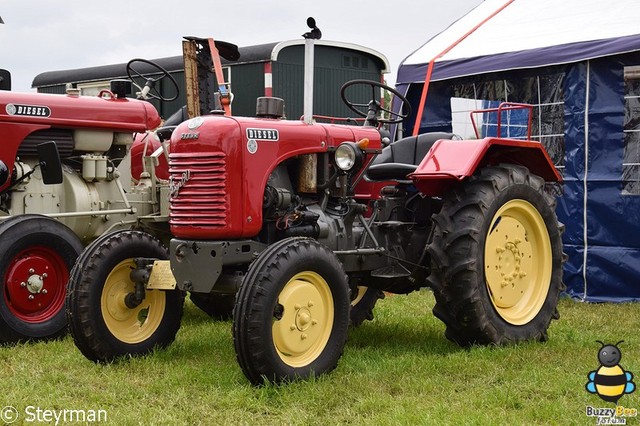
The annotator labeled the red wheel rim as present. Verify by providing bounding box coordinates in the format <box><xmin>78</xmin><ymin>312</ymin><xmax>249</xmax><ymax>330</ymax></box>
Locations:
<box><xmin>3</xmin><ymin>246</ymin><xmax>68</xmax><ymax>323</ymax></box>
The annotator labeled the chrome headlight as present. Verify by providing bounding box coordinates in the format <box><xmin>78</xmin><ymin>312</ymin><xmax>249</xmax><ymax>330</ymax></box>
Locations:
<box><xmin>335</xmin><ymin>142</ymin><xmax>362</xmax><ymax>171</ymax></box>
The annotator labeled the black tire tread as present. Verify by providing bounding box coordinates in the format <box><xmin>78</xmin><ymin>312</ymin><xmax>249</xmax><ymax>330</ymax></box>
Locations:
<box><xmin>0</xmin><ymin>215</ymin><xmax>83</xmax><ymax>343</ymax></box>
<box><xmin>66</xmin><ymin>230</ymin><xmax>184</xmax><ymax>362</ymax></box>
<box><xmin>233</xmin><ymin>237</ymin><xmax>350</xmax><ymax>385</ymax></box>
<box><xmin>428</xmin><ymin>165</ymin><xmax>565</xmax><ymax>347</ymax></box>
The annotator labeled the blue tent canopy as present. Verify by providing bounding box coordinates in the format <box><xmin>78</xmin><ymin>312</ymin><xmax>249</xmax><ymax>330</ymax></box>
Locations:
<box><xmin>396</xmin><ymin>0</ymin><xmax>640</xmax><ymax>301</ymax></box>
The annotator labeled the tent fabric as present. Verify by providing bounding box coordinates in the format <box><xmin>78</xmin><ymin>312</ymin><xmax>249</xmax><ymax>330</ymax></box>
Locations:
<box><xmin>559</xmin><ymin>58</ymin><xmax>638</xmax><ymax>302</ymax></box>
<box><xmin>399</xmin><ymin>0</ymin><xmax>640</xmax><ymax>83</ymax></box>
<box><xmin>399</xmin><ymin>34</ymin><xmax>640</xmax><ymax>84</ymax></box>
<box><xmin>396</xmin><ymin>0</ymin><xmax>640</xmax><ymax>302</ymax></box>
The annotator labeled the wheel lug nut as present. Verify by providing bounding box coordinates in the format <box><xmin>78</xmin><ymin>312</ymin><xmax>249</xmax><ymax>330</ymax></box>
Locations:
<box><xmin>294</xmin><ymin>304</ymin><xmax>301</xmax><ymax>310</ymax></box>
<box><xmin>42</xmin><ymin>289</ymin><xmax>48</xmax><ymax>295</ymax></box>
<box><xmin>301</xmin><ymin>333</ymin><xmax>308</xmax><ymax>340</ymax></box>
<box><xmin>28</xmin><ymin>295</ymin><xmax>35</xmax><ymax>300</ymax></box>
<box><xmin>42</xmin><ymin>273</ymin><xmax>48</xmax><ymax>279</ymax></box>
<box><xmin>290</xmin><ymin>325</ymin><xmax>296</xmax><ymax>331</ymax></box>
<box><xmin>496</xmin><ymin>247</ymin><xmax>505</xmax><ymax>253</ymax></box>
<box><xmin>20</xmin><ymin>282</ymin><xmax>26</xmax><ymax>288</ymax></box>
<box><xmin>29</xmin><ymin>268</ymin><xmax>35</xmax><ymax>274</ymax></box>
<box><xmin>308</xmin><ymin>301</ymin><xmax>314</xmax><ymax>307</ymax></box>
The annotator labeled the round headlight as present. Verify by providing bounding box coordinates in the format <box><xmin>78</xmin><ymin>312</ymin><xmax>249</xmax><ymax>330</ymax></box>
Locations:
<box><xmin>335</xmin><ymin>142</ymin><xmax>359</xmax><ymax>171</ymax></box>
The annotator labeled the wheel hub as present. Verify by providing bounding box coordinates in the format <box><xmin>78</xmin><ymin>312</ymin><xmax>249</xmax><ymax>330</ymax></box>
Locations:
<box><xmin>106</xmin><ymin>281</ymin><xmax>137</xmax><ymax>322</ymax></box>
<box><xmin>5</xmin><ymin>248</ymin><xmax>65</xmax><ymax>322</ymax></box>
<box><xmin>486</xmin><ymin>217</ymin><xmax>532</xmax><ymax>308</ymax></box>
<box><xmin>295</xmin><ymin>306</ymin><xmax>314</xmax><ymax>332</ymax></box>
<box><xmin>27</xmin><ymin>273</ymin><xmax>46</xmax><ymax>294</ymax></box>
<box><xmin>484</xmin><ymin>199</ymin><xmax>552</xmax><ymax>325</ymax></box>
<box><xmin>100</xmin><ymin>259</ymin><xmax>167</xmax><ymax>344</ymax></box>
<box><xmin>495</xmin><ymin>240</ymin><xmax>528</xmax><ymax>290</ymax></box>
<box><xmin>272</xmin><ymin>272</ymin><xmax>334</xmax><ymax>367</ymax></box>
<box><xmin>276</xmin><ymin>282</ymin><xmax>323</xmax><ymax>352</ymax></box>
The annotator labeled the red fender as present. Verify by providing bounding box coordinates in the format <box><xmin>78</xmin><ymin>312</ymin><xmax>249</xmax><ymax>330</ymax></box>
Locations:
<box><xmin>131</xmin><ymin>132</ymin><xmax>170</xmax><ymax>181</ymax></box>
<box><xmin>409</xmin><ymin>137</ymin><xmax>561</xmax><ymax>196</ymax></box>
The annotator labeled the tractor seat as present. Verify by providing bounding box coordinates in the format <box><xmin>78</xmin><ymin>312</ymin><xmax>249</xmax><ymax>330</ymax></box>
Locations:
<box><xmin>366</xmin><ymin>132</ymin><xmax>455</xmax><ymax>181</ymax></box>
<box><xmin>163</xmin><ymin>105</ymin><xmax>188</xmax><ymax>126</ymax></box>
<box><xmin>155</xmin><ymin>106</ymin><xmax>188</xmax><ymax>142</ymax></box>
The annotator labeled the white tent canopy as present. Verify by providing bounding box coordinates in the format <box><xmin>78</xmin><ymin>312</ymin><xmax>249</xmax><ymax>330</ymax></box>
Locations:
<box><xmin>399</xmin><ymin>0</ymin><xmax>640</xmax><ymax>83</ymax></box>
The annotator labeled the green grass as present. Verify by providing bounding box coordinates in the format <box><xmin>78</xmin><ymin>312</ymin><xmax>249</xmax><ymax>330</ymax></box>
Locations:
<box><xmin>1</xmin><ymin>292</ymin><xmax>639</xmax><ymax>425</ymax></box>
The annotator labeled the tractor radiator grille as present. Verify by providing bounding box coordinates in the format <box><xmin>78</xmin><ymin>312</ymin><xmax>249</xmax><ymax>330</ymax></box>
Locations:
<box><xmin>19</xmin><ymin>129</ymin><xmax>74</xmax><ymax>158</ymax></box>
<box><xmin>169</xmin><ymin>152</ymin><xmax>228</xmax><ymax>229</ymax></box>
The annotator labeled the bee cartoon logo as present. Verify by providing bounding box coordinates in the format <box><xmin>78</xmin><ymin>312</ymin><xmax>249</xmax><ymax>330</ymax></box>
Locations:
<box><xmin>586</xmin><ymin>341</ymin><xmax>636</xmax><ymax>404</ymax></box>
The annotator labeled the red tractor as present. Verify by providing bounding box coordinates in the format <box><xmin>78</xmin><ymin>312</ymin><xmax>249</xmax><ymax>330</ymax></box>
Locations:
<box><xmin>66</xmin><ymin>20</ymin><xmax>564</xmax><ymax>385</ymax></box>
<box><xmin>0</xmin><ymin>67</ymin><xmax>173</xmax><ymax>343</ymax></box>
<box><xmin>0</xmin><ymin>37</ymin><xmax>237</xmax><ymax>343</ymax></box>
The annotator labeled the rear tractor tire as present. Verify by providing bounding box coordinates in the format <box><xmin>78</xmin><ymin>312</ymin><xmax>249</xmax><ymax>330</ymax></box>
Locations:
<box><xmin>428</xmin><ymin>165</ymin><xmax>564</xmax><ymax>346</ymax></box>
<box><xmin>0</xmin><ymin>215</ymin><xmax>83</xmax><ymax>343</ymax></box>
<box><xmin>349</xmin><ymin>286</ymin><xmax>384</xmax><ymax>327</ymax></box>
<box><xmin>66</xmin><ymin>230</ymin><xmax>184</xmax><ymax>362</ymax></box>
<box><xmin>233</xmin><ymin>238</ymin><xmax>350</xmax><ymax>385</ymax></box>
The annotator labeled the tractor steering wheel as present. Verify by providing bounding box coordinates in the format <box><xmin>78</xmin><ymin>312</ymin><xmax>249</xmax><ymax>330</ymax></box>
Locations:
<box><xmin>340</xmin><ymin>79</ymin><xmax>411</xmax><ymax>126</ymax></box>
<box><xmin>126</xmin><ymin>58</ymin><xmax>179</xmax><ymax>102</ymax></box>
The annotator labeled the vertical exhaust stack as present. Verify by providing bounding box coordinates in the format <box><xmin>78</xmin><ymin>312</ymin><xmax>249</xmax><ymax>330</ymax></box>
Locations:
<box><xmin>302</xmin><ymin>17</ymin><xmax>322</xmax><ymax>125</ymax></box>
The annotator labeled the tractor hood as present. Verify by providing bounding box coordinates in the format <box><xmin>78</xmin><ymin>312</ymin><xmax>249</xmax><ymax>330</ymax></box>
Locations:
<box><xmin>0</xmin><ymin>91</ymin><xmax>161</xmax><ymax>132</ymax></box>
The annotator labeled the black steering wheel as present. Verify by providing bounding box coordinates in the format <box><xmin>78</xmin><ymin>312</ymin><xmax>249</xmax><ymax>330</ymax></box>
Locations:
<box><xmin>126</xmin><ymin>58</ymin><xmax>179</xmax><ymax>102</ymax></box>
<box><xmin>340</xmin><ymin>79</ymin><xmax>411</xmax><ymax>126</ymax></box>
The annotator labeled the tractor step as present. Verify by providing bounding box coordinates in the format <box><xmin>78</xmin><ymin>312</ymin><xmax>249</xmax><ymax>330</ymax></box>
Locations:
<box><xmin>371</xmin><ymin>263</ymin><xmax>411</xmax><ymax>279</ymax></box>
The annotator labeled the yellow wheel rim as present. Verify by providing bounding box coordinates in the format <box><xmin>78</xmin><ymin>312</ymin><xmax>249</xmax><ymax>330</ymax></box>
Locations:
<box><xmin>484</xmin><ymin>199</ymin><xmax>552</xmax><ymax>325</ymax></box>
<box><xmin>101</xmin><ymin>259</ymin><xmax>166</xmax><ymax>344</ymax></box>
<box><xmin>351</xmin><ymin>286</ymin><xmax>368</xmax><ymax>307</ymax></box>
<box><xmin>272</xmin><ymin>271</ymin><xmax>334</xmax><ymax>367</ymax></box>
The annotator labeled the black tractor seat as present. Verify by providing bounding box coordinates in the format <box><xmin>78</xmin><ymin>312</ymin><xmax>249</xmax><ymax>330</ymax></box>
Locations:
<box><xmin>366</xmin><ymin>132</ymin><xmax>455</xmax><ymax>181</ymax></box>
<box><xmin>163</xmin><ymin>105</ymin><xmax>188</xmax><ymax>126</ymax></box>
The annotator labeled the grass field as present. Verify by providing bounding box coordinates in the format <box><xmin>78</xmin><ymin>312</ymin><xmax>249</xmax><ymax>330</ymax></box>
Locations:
<box><xmin>0</xmin><ymin>291</ymin><xmax>638</xmax><ymax>425</ymax></box>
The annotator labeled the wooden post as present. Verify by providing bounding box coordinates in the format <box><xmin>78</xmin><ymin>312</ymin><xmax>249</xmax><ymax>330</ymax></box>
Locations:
<box><xmin>182</xmin><ymin>40</ymin><xmax>200</xmax><ymax>119</ymax></box>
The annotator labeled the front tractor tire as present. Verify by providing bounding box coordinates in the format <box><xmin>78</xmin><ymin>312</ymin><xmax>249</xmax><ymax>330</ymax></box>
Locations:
<box><xmin>0</xmin><ymin>215</ymin><xmax>83</xmax><ymax>343</ymax></box>
<box><xmin>428</xmin><ymin>165</ymin><xmax>564</xmax><ymax>346</ymax></box>
<box><xmin>66</xmin><ymin>231</ymin><xmax>184</xmax><ymax>362</ymax></box>
<box><xmin>233</xmin><ymin>238</ymin><xmax>350</xmax><ymax>385</ymax></box>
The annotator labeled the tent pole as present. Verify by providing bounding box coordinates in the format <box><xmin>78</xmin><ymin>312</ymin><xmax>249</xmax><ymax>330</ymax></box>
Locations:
<box><xmin>582</xmin><ymin>61</ymin><xmax>590</xmax><ymax>301</ymax></box>
<box><xmin>411</xmin><ymin>0</ymin><xmax>517</xmax><ymax>136</ymax></box>
<box><xmin>412</xmin><ymin>61</ymin><xmax>435</xmax><ymax>136</ymax></box>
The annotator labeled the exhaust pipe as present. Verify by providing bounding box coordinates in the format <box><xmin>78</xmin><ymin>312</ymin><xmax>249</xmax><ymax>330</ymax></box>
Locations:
<box><xmin>302</xmin><ymin>17</ymin><xmax>321</xmax><ymax>125</ymax></box>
